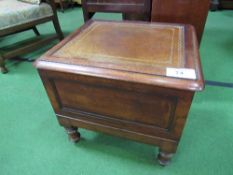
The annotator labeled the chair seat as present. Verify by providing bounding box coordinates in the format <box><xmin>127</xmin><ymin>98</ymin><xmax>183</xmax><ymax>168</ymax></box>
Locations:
<box><xmin>0</xmin><ymin>0</ymin><xmax>53</xmax><ymax>30</ymax></box>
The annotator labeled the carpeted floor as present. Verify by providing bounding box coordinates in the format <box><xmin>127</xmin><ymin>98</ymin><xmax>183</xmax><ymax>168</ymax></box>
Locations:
<box><xmin>0</xmin><ymin>7</ymin><xmax>233</xmax><ymax>175</ymax></box>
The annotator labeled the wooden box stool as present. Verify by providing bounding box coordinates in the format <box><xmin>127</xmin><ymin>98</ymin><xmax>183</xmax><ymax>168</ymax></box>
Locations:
<box><xmin>35</xmin><ymin>20</ymin><xmax>204</xmax><ymax>166</ymax></box>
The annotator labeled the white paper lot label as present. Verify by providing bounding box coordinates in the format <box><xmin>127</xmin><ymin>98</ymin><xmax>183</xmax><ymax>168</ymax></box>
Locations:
<box><xmin>166</xmin><ymin>68</ymin><xmax>196</xmax><ymax>80</ymax></box>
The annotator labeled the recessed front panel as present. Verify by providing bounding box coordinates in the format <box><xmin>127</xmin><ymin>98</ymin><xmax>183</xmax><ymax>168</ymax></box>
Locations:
<box><xmin>53</xmin><ymin>78</ymin><xmax>177</xmax><ymax>130</ymax></box>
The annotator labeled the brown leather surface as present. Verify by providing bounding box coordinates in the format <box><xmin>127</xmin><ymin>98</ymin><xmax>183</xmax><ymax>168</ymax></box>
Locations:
<box><xmin>53</xmin><ymin>21</ymin><xmax>185</xmax><ymax>76</ymax></box>
<box><xmin>36</xmin><ymin>20</ymin><xmax>204</xmax><ymax>91</ymax></box>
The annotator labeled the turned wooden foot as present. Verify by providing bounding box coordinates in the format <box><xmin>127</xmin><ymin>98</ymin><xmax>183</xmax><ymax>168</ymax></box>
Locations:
<box><xmin>65</xmin><ymin>127</ymin><xmax>80</xmax><ymax>143</ymax></box>
<box><xmin>157</xmin><ymin>149</ymin><xmax>174</xmax><ymax>166</ymax></box>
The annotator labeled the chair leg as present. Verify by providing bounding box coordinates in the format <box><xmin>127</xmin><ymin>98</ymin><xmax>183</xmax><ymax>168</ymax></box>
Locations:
<box><xmin>0</xmin><ymin>55</ymin><xmax>8</xmax><ymax>74</ymax></box>
<box><xmin>83</xmin><ymin>12</ymin><xmax>95</xmax><ymax>23</ymax></box>
<box><xmin>59</xmin><ymin>0</ymin><xmax>64</xmax><ymax>13</ymax></box>
<box><xmin>210</xmin><ymin>0</ymin><xmax>219</xmax><ymax>11</ymax></box>
<box><xmin>32</xmin><ymin>26</ymin><xmax>40</xmax><ymax>36</ymax></box>
<box><xmin>70</xmin><ymin>0</ymin><xmax>74</xmax><ymax>8</ymax></box>
<box><xmin>122</xmin><ymin>13</ymin><xmax>150</xmax><ymax>21</ymax></box>
<box><xmin>52</xmin><ymin>17</ymin><xmax>64</xmax><ymax>41</ymax></box>
<box><xmin>81</xmin><ymin>0</ymin><xmax>95</xmax><ymax>22</ymax></box>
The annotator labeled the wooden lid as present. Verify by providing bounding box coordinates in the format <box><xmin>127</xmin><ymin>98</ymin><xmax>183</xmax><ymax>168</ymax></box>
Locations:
<box><xmin>35</xmin><ymin>20</ymin><xmax>204</xmax><ymax>91</ymax></box>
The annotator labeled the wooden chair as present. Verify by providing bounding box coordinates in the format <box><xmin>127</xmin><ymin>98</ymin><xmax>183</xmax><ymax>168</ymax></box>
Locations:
<box><xmin>0</xmin><ymin>0</ymin><xmax>64</xmax><ymax>73</ymax></box>
<box><xmin>55</xmin><ymin>0</ymin><xmax>74</xmax><ymax>12</ymax></box>
<box><xmin>81</xmin><ymin>0</ymin><xmax>152</xmax><ymax>22</ymax></box>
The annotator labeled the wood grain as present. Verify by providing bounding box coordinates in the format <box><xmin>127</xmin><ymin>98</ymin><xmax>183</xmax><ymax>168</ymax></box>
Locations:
<box><xmin>35</xmin><ymin>20</ymin><xmax>204</xmax><ymax>165</ymax></box>
<box><xmin>151</xmin><ymin>0</ymin><xmax>210</xmax><ymax>43</ymax></box>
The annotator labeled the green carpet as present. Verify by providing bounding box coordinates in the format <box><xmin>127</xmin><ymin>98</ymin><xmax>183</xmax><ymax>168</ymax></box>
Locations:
<box><xmin>1</xmin><ymin>8</ymin><xmax>233</xmax><ymax>175</ymax></box>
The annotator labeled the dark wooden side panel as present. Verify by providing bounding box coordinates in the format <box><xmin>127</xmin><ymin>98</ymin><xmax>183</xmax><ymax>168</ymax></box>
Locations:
<box><xmin>81</xmin><ymin>0</ymin><xmax>151</xmax><ymax>21</ymax></box>
<box><xmin>84</xmin><ymin>0</ymin><xmax>151</xmax><ymax>12</ymax></box>
<box><xmin>151</xmin><ymin>0</ymin><xmax>210</xmax><ymax>43</ymax></box>
<box><xmin>220</xmin><ymin>0</ymin><xmax>233</xmax><ymax>9</ymax></box>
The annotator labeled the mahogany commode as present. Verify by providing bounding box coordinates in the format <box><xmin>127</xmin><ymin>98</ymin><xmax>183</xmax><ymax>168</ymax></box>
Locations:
<box><xmin>35</xmin><ymin>20</ymin><xmax>204</xmax><ymax>166</ymax></box>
